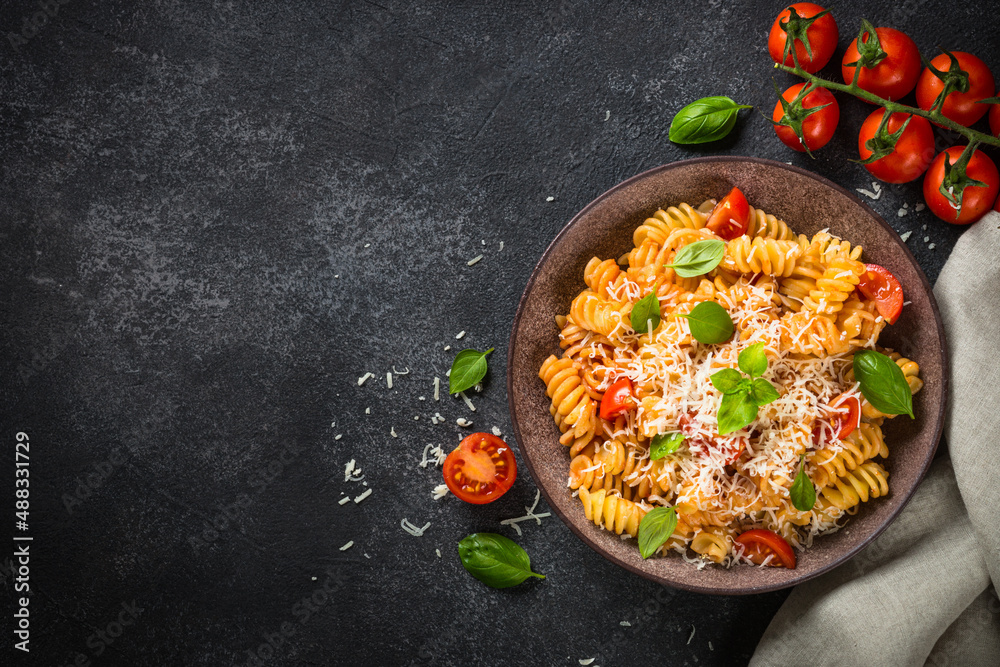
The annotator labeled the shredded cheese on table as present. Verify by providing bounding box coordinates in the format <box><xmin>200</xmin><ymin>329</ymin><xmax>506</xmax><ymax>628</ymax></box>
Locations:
<box><xmin>401</xmin><ymin>519</ymin><xmax>431</xmax><ymax>537</ymax></box>
<box><xmin>499</xmin><ymin>491</ymin><xmax>552</xmax><ymax>536</ymax></box>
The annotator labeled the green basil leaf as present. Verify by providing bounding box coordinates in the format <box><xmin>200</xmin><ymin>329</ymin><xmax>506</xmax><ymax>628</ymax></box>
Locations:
<box><xmin>710</xmin><ymin>368</ymin><xmax>744</xmax><ymax>394</ymax></box>
<box><xmin>449</xmin><ymin>348</ymin><xmax>494</xmax><ymax>395</ymax></box>
<box><xmin>668</xmin><ymin>96</ymin><xmax>753</xmax><ymax>145</ymax></box>
<box><xmin>637</xmin><ymin>507</ymin><xmax>678</xmax><ymax>559</ymax></box>
<box><xmin>717</xmin><ymin>390</ymin><xmax>758</xmax><ymax>435</ymax></box>
<box><xmin>650</xmin><ymin>432</ymin><xmax>684</xmax><ymax>460</ymax></box>
<box><xmin>682</xmin><ymin>301</ymin><xmax>734</xmax><ymax>344</ymax></box>
<box><xmin>457</xmin><ymin>533</ymin><xmax>545</xmax><ymax>589</ymax></box>
<box><xmin>630</xmin><ymin>292</ymin><xmax>661</xmax><ymax>334</ymax></box>
<box><xmin>750</xmin><ymin>378</ymin><xmax>780</xmax><ymax>406</ymax></box>
<box><xmin>738</xmin><ymin>342</ymin><xmax>768</xmax><ymax>378</ymax></box>
<box><xmin>664</xmin><ymin>239</ymin><xmax>726</xmax><ymax>278</ymax></box>
<box><xmin>790</xmin><ymin>456</ymin><xmax>816</xmax><ymax>511</ymax></box>
<box><xmin>853</xmin><ymin>350</ymin><xmax>914</xmax><ymax>418</ymax></box>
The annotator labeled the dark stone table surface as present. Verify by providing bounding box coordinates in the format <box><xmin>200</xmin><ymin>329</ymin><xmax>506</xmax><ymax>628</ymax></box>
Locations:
<box><xmin>2</xmin><ymin>1</ymin><xmax>997</xmax><ymax>665</ymax></box>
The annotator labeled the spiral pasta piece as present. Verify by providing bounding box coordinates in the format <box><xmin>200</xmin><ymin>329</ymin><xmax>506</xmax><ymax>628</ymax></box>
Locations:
<box><xmin>578</xmin><ymin>487</ymin><xmax>646</xmax><ymax>537</ymax></box>
<box><xmin>570</xmin><ymin>290</ymin><xmax>628</xmax><ymax>338</ymax></box>
<box><xmin>691</xmin><ymin>529</ymin><xmax>730</xmax><ymax>563</ymax></box>
<box><xmin>539</xmin><ymin>355</ymin><xmax>597</xmax><ymax>447</ymax></box>
<box><xmin>720</xmin><ymin>237</ymin><xmax>802</xmax><ymax>277</ymax></box>
<box><xmin>806</xmin><ymin>231</ymin><xmax>864</xmax><ymax>262</ymax></box>
<box><xmin>633</xmin><ymin>203</ymin><xmax>708</xmax><ymax>247</ymax></box>
<box><xmin>810</xmin><ymin>423</ymin><xmax>887</xmax><ymax>489</ymax></box>
<box><xmin>747</xmin><ymin>207</ymin><xmax>795</xmax><ymax>240</ymax></box>
<box><xmin>818</xmin><ymin>461</ymin><xmax>889</xmax><ymax>511</ymax></box>
<box><xmin>802</xmin><ymin>257</ymin><xmax>864</xmax><ymax>315</ymax></box>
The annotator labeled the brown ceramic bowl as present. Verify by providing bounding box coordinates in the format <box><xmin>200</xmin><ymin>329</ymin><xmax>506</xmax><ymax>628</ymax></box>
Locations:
<box><xmin>507</xmin><ymin>156</ymin><xmax>947</xmax><ymax>595</ymax></box>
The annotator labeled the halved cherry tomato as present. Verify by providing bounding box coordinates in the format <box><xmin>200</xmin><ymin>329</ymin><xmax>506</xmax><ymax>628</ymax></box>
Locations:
<box><xmin>841</xmin><ymin>27</ymin><xmax>921</xmax><ymax>101</ymax></box>
<box><xmin>442</xmin><ymin>432</ymin><xmax>517</xmax><ymax>504</ymax></box>
<box><xmin>734</xmin><ymin>529</ymin><xmax>796</xmax><ymax>568</ymax></box>
<box><xmin>600</xmin><ymin>377</ymin><xmax>635</xmax><ymax>421</ymax></box>
<box><xmin>922</xmin><ymin>147</ymin><xmax>1000</xmax><ymax>225</ymax></box>
<box><xmin>857</xmin><ymin>110</ymin><xmax>935</xmax><ymax>184</ymax></box>
<box><xmin>812</xmin><ymin>393</ymin><xmax>861</xmax><ymax>447</ymax></box>
<box><xmin>773</xmin><ymin>83</ymin><xmax>840</xmax><ymax>153</ymax></box>
<box><xmin>768</xmin><ymin>3</ymin><xmax>838</xmax><ymax>74</ymax></box>
<box><xmin>831</xmin><ymin>394</ymin><xmax>861</xmax><ymax>439</ymax></box>
<box><xmin>679</xmin><ymin>412</ymin><xmax>745</xmax><ymax>465</ymax></box>
<box><xmin>705</xmin><ymin>187</ymin><xmax>751</xmax><ymax>240</ymax></box>
<box><xmin>856</xmin><ymin>264</ymin><xmax>904</xmax><ymax>324</ymax></box>
<box><xmin>916</xmin><ymin>51</ymin><xmax>995</xmax><ymax>127</ymax></box>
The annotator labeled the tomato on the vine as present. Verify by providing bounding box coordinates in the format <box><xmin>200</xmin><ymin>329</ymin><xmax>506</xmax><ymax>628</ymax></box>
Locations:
<box><xmin>600</xmin><ymin>377</ymin><xmax>635</xmax><ymax>421</ymax></box>
<box><xmin>768</xmin><ymin>3</ymin><xmax>838</xmax><ymax>74</ymax></box>
<box><xmin>705</xmin><ymin>187</ymin><xmax>751</xmax><ymax>240</ymax></box>
<box><xmin>442</xmin><ymin>432</ymin><xmax>517</xmax><ymax>504</ymax></box>
<box><xmin>734</xmin><ymin>529</ymin><xmax>797</xmax><ymax>568</ymax></box>
<box><xmin>841</xmin><ymin>27</ymin><xmax>921</xmax><ymax>101</ymax></box>
<box><xmin>857</xmin><ymin>110</ymin><xmax>934</xmax><ymax>184</ymax></box>
<box><xmin>916</xmin><ymin>52</ymin><xmax>996</xmax><ymax>127</ymax></box>
<box><xmin>773</xmin><ymin>83</ymin><xmax>839</xmax><ymax>152</ymax></box>
<box><xmin>857</xmin><ymin>264</ymin><xmax>904</xmax><ymax>324</ymax></box>
<box><xmin>922</xmin><ymin>147</ymin><xmax>1000</xmax><ymax>225</ymax></box>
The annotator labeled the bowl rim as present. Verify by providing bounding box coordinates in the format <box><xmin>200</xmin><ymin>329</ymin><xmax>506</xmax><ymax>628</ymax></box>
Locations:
<box><xmin>507</xmin><ymin>155</ymin><xmax>948</xmax><ymax>595</ymax></box>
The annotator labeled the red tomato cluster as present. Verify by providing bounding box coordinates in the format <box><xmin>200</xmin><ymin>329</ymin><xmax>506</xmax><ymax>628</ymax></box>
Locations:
<box><xmin>768</xmin><ymin>4</ymin><xmax>1000</xmax><ymax>224</ymax></box>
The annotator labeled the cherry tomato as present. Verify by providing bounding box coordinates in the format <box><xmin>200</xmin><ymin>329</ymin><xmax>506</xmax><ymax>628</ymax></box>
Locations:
<box><xmin>857</xmin><ymin>110</ymin><xmax>934</xmax><ymax>184</ymax></box>
<box><xmin>916</xmin><ymin>52</ymin><xmax>996</xmax><ymax>127</ymax></box>
<box><xmin>990</xmin><ymin>103</ymin><xmax>1000</xmax><ymax>138</ymax></box>
<box><xmin>841</xmin><ymin>27</ymin><xmax>921</xmax><ymax>101</ymax></box>
<box><xmin>768</xmin><ymin>3</ymin><xmax>838</xmax><ymax>74</ymax></box>
<box><xmin>442</xmin><ymin>432</ymin><xmax>517</xmax><ymax>504</ymax></box>
<box><xmin>600</xmin><ymin>377</ymin><xmax>635</xmax><ymax>421</ymax></box>
<box><xmin>773</xmin><ymin>83</ymin><xmax>839</xmax><ymax>152</ymax></box>
<box><xmin>922</xmin><ymin>147</ymin><xmax>1000</xmax><ymax>225</ymax></box>
<box><xmin>734</xmin><ymin>529</ymin><xmax>797</xmax><ymax>568</ymax></box>
<box><xmin>705</xmin><ymin>187</ymin><xmax>751</xmax><ymax>240</ymax></box>
<box><xmin>679</xmin><ymin>413</ymin><xmax>745</xmax><ymax>465</ymax></box>
<box><xmin>856</xmin><ymin>264</ymin><xmax>904</xmax><ymax>324</ymax></box>
<box><xmin>830</xmin><ymin>394</ymin><xmax>861</xmax><ymax>439</ymax></box>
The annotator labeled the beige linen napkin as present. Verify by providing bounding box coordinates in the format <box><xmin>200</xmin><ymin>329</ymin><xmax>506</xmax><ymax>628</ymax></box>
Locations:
<box><xmin>751</xmin><ymin>211</ymin><xmax>1000</xmax><ymax>667</ymax></box>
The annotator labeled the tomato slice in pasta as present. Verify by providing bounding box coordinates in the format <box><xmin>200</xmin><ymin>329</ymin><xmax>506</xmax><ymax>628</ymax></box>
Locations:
<box><xmin>857</xmin><ymin>263</ymin><xmax>904</xmax><ymax>324</ymax></box>
<box><xmin>600</xmin><ymin>377</ymin><xmax>635</xmax><ymax>421</ymax></box>
<box><xmin>705</xmin><ymin>187</ymin><xmax>751</xmax><ymax>240</ymax></box>
<box><xmin>443</xmin><ymin>433</ymin><xmax>517</xmax><ymax>504</ymax></box>
<box><xmin>734</xmin><ymin>529</ymin><xmax>796</xmax><ymax>568</ymax></box>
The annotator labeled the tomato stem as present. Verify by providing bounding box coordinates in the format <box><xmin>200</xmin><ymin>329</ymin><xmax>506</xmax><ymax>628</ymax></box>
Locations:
<box><xmin>775</xmin><ymin>63</ymin><xmax>1000</xmax><ymax>149</ymax></box>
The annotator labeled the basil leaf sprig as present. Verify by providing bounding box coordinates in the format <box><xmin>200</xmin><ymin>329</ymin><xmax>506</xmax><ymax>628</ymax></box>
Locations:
<box><xmin>669</xmin><ymin>96</ymin><xmax>753</xmax><ymax>145</ymax></box>
<box><xmin>449</xmin><ymin>348</ymin><xmax>493</xmax><ymax>395</ymax></box>
<box><xmin>679</xmin><ymin>301</ymin><xmax>734</xmax><ymax>344</ymax></box>
<box><xmin>790</xmin><ymin>455</ymin><xmax>816</xmax><ymax>511</ymax></box>
<box><xmin>457</xmin><ymin>533</ymin><xmax>545</xmax><ymax>589</ymax></box>
<box><xmin>650</xmin><ymin>432</ymin><xmax>684</xmax><ymax>460</ymax></box>
<box><xmin>664</xmin><ymin>239</ymin><xmax>725</xmax><ymax>278</ymax></box>
<box><xmin>637</xmin><ymin>507</ymin><xmax>678</xmax><ymax>559</ymax></box>
<box><xmin>852</xmin><ymin>350</ymin><xmax>914</xmax><ymax>418</ymax></box>
<box><xmin>630</xmin><ymin>292</ymin><xmax>661</xmax><ymax>334</ymax></box>
<box><xmin>711</xmin><ymin>342</ymin><xmax>780</xmax><ymax>435</ymax></box>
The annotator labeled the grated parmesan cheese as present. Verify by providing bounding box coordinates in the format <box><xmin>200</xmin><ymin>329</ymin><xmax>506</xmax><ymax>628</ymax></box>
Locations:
<box><xmin>391</xmin><ymin>427</ymin><xmax>397</xmax><ymax>438</ymax></box>
<box><xmin>687</xmin><ymin>626</ymin><xmax>696</xmax><ymax>645</ymax></box>
<box><xmin>432</xmin><ymin>484</ymin><xmax>449</xmax><ymax>499</ymax></box>
<box><xmin>492</xmin><ymin>426</ymin><xmax>502</xmax><ymax>436</ymax></box>
<box><xmin>500</xmin><ymin>491</ymin><xmax>551</xmax><ymax>536</ymax></box>
<box><xmin>436</xmin><ymin>549</ymin><xmax>441</xmax><ymax>558</ymax></box>
<box><xmin>365</xmin><ymin>407</ymin><xmax>370</xmax><ymax>414</ymax></box>
<box><xmin>434</xmin><ymin>377</ymin><xmax>441</xmax><ymax>401</ymax></box>
<box><xmin>499</xmin><ymin>241</ymin><xmax>504</xmax><ymax>251</ymax></box>
<box><xmin>546</xmin><ymin>196</ymin><xmax>555</xmax><ymax>202</ymax></box>
<box><xmin>579</xmin><ymin>660</ymin><xmax>595</xmax><ymax>666</ymax></box>
<box><xmin>620</xmin><ymin>621</ymin><xmax>631</xmax><ymax>627</ymax></box>
<box><xmin>338</xmin><ymin>496</ymin><xmax>351</xmax><ymax>505</ymax></box>
<box><xmin>339</xmin><ymin>541</ymin><xmax>354</xmax><ymax>551</ymax></box>
<box><xmin>900</xmin><ymin>231</ymin><xmax>912</xmax><ymax>242</ymax></box>
<box><xmin>459</xmin><ymin>391</ymin><xmax>476</xmax><ymax>412</ymax></box>
<box><xmin>401</xmin><ymin>518</ymin><xmax>431</xmax><ymax>537</ymax></box>
<box><xmin>455</xmin><ymin>331</ymin><xmax>466</xmax><ymax>340</ymax></box>
<box><xmin>467</xmin><ymin>255</ymin><xmax>483</xmax><ymax>266</ymax></box>
<box><xmin>357</xmin><ymin>372</ymin><xmax>373</xmax><ymax>386</ymax></box>
<box><xmin>354</xmin><ymin>489</ymin><xmax>372</xmax><ymax>504</ymax></box>
<box><xmin>335</xmin><ymin>434</ymin><xmax>342</xmax><ymax>440</ymax></box>
<box><xmin>456</xmin><ymin>418</ymin><xmax>473</xmax><ymax>427</ymax></box>
<box><xmin>386</xmin><ymin>372</ymin><xmax>393</xmax><ymax>389</ymax></box>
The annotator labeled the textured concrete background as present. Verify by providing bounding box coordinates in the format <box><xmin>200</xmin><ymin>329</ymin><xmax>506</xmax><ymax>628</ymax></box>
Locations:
<box><xmin>1</xmin><ymin>0</ymin><xmax>997</xmax><ymax>665</ymax></box>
